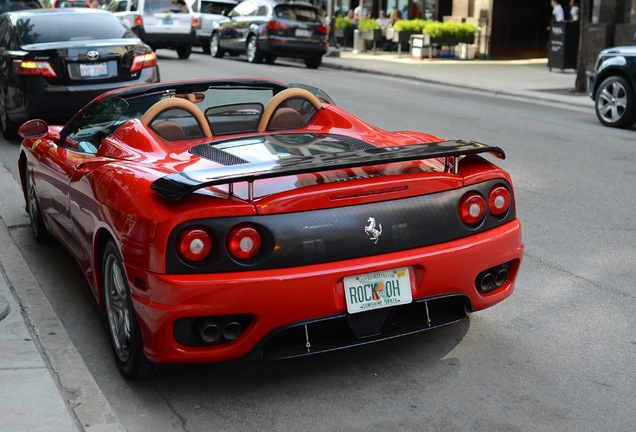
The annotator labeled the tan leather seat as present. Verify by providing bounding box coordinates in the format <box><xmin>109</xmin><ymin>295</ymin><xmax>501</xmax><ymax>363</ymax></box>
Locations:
<box><xmin>140</xmin><ymin>97</ymin><xmax>212</xmax><ymax>138</ymax></box>
<box><xmin>152</xmin><ymin>120</ymin><xmax>186</xmax><ymax>141</ymax></box>
<box><xmin>257</xmin><ymin>88</ymin><xmax>323</xmax><ymax>132</ymax></box>
<box><xmin>268</xmin><ymin>107</ymin><xmax>305</xmax><ymax>130</ymax></box>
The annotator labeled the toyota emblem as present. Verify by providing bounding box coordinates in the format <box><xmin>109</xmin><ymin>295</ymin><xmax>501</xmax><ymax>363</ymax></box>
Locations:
<box><xmin>86</xmin><ymin>50</ymin><xmax>100</xmax><ymax>61</ymax></box>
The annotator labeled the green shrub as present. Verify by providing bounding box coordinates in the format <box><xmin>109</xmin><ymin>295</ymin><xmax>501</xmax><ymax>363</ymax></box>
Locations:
<box><xmin>392</xmin><ymin>19</ymin><xmax>477</xmax><ymax>37</ymax></box>
<box><xmin>335</xmin><ymin>16</ymin><xmax>354</xmax><ymax>30</ymax></box>
<box><xmin>358</xmin><ymin>18</ymin><xmax>381</xmax><ymax>32</ymax></box>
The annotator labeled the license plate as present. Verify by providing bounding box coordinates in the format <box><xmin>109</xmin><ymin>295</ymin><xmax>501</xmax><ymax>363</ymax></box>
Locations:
<box><xmin>344</xmin><ymin>267</ymin><xmax>413</xmax><ymax>314</ymax></box>
<box><xmin>295</xmin><ymin>29</ymin><xmax>312</xmax><ymax>38</ymax></box>
<box><xmin>163</xmin><ymin>18</ymin><xmax>173</xmax><ymax>25</ymax></box>
<box><xmin>79</xmin><ymin>62</ymin><xmax>107</xmax><ymax>78</ymax></box>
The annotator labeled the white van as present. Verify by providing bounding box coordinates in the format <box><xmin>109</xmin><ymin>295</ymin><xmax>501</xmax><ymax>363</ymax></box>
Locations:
<box><xmin>107</xmin><ymin>0</ymin><xmax>197</xmax><ymax>59</ymax></box>
<box><xmin>189</xmin><ymin>0</ymin><xmax>237</xmax><ymax>54</ymax></box>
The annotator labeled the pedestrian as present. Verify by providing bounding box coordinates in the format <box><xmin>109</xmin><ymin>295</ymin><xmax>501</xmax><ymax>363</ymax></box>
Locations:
<box><xmin>567</xmin><ymin>0</ymin><xmax>580</xmax><ymax>22</ymax></box>
<box><xmin>550</xmin><ymin>0</ymin><xmax>565</xmax><ymax>24</ymax></box>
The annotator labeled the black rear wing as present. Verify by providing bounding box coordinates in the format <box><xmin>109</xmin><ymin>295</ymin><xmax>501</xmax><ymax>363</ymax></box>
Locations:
<box><xmin>151</xmin><ymin>139</ymin><xmax>505</xmax><ymax>201</ymax></box>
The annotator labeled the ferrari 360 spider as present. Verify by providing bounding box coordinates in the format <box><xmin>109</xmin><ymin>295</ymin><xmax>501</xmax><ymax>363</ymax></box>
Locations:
<box><xmin>18</xmin><ymin>78</ymin><xmax>524</xmax><ymax>379</ymax></box>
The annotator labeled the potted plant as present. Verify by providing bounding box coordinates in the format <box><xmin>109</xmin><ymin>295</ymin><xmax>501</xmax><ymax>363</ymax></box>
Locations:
<box><xmin>334</xmin><ymin>16</ymin><xmax>355</xmax><ymax>47</ymax></box>
<box><xmin>358</xmin><ymin>18</ymin><xmax>382</xmax><ymax>41</ymax></box>
<box><xmin>422</xmin><ymin>20</ymin><xmax>476</xmax><ymax>45</ymax></box>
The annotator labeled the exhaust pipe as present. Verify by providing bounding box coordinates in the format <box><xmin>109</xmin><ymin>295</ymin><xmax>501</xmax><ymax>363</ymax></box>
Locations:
<box><xmin>223</xmin><ymin>322</ymin><xmax>244</xmax><ymax>341</ymax></box>
<box><xmin>195</xmin><ymin>319</ymin><xmax>221</xmax><ymax>343</ymax></box>
<box><xmin>478</xmin><ymin>272</ymin><xmax>495</xmax><ymax>292</ymax></box>
<box><xmin>495</xmin><ymin>268</ymin><xmax>509</xmax><ymax>287</ymax></box>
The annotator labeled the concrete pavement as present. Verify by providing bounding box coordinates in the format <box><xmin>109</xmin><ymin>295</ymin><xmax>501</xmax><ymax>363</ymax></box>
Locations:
<box><xmin>0</xmin><ymin>50</ymin><xmax>594</xmax><ymax>432</ymax></box>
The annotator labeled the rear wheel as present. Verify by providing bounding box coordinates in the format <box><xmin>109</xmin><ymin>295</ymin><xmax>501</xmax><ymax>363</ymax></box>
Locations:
<box><xmin>103</xmin><ymin>241</ymin><xmax>166</xmax><ymax>379</ymax></box>
<box><xmin>210</xmin><ymin>32</ymin><xmax>224</xmax><ymax>58</ymax></box>
<box><xmin>246</xmin><ymin>35</ymin><xmax>263</xmax><ymax>63</ymax></box>
<box><xmin>595</xmin><ymin>76</ymin><xmax>636</xmax><ymax>128</ymax></box>
<box><xmin>26</xmin><ymin>170</ymin><xmax>49</xmax><ymax>243</ymax></box>
<box><xmin>176</xmin><ymin>44</ymin><xmax>192</xmax><ymax>59</ymax></box>
<box><xmin>0</xmin><ymin>99</ymin><xmax>17</xmax><ymax>140</ymax></box>
<box><xmin>264</xmin><ymin>54</ymin><xmax>277</xmax><ymax>64</ymax></box>
<box><xmin>304</xmin><ymin>56</ymin><xmax>322</xmax><ymax>69</ymax></box>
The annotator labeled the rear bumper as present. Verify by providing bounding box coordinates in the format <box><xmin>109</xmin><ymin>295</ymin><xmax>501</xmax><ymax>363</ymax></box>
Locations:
<box><xmin>135</xmin><ymin>29</ymin><xmax>195</xmax><ymax>48</ymax></box>
<box><xmin>126</xmin><ymin>219</ymin><xmax>523</xmax><ymax>364</ymax></box>
<box><xmin>258</xmin><ymin>38</ymin><xmax>327</xmax><ymax>59</ymax></box>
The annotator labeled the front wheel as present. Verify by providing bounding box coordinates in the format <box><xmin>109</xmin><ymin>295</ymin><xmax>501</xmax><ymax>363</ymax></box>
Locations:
<box><xmin>246</xmin><ymin>35</ymin><xmax>263</xmax><ymax>63</ymax></box>
<box><xmin>176</xmin><ymin>44</ymin><xmax>192</xmax><ymax>59</ymax></box>
<box><xmin>26</xmin><ymin>170</ymin><xmax>49</xmax><ymax>243</ymax></box>
<box><xmin>595</xmin><ymin>76</ymin><xmax>636</xmax><ymax>128</ymax></box>
<box><xmin>210</xmin><ymin>32</ymin><xmax>224</xmax><ymax>58</ymax></box>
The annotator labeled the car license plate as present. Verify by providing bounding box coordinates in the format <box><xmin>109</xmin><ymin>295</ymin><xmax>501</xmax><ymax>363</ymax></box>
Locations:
<box><xmin>295</xmin><ymin>29</ymin><xmax>312</xmax><ymax>38</ymax></box>
<box><xmin>163</xmin><ymin>18</ymin><xmax>173</xmax><ymax>25</ymax></box>
<box><xmin>344</xmin><ymin>267</ymin><xmax>413</xmax><ymax>314</ymax></box>
<box><xmin>79</xmin><ymin>62</ymin><xmax>107</xmax><ymax>78</ymax></box>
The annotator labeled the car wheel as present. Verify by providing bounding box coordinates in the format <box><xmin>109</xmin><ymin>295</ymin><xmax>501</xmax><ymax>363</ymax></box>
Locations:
<box><xmin>304</xmin><ymin>56</ymin><xmax>322</xmax><ymax>69</ymax></box>
<box><xmin>246</xmin><ymin>35</ymin><xmax>263</xmax><ymax>63</ymax></box>
<box><xmin>0</xmin><ymin>99</ymin><xmax>17</xmax><ymax>140</ymax></box>
<box><xmin>264</xmin><ymin>54</ymin><xmax>277</xmax><ymax>64</ymax></box>
<box><xmin>176</xmin><ymin>44</ymin><xmax>192</xmax><ymax>59</ymax></box>
<box><xmin>103</xmin><ymin>240</ymin><xmax>161</xmax><ymax>379</ymax></box>
<box><xmin>595</xmin><ymin>76</ymin><xmax>636</xmax><ymax>128</ymax></box>
<box><xmin>210</xmin><ymin>32</ymin><xmax>224</xmax><ymax>58</ymax></box>
<box><xmin>202</xmin><ymin>42</ymin><xmax>211</xmax><ymax>55</ymax></box>
<box><xmin>26</xmin><ymin>170</ymin><xmax>49</xmax><ymax>243</ymax></box>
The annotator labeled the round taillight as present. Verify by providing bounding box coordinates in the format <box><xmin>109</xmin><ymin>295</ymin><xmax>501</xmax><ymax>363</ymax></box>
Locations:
<box><xmin>488</xmin><ymin>185</ymin><xmax>511</xmax><ymax>216</ymax></box>
<box><xmin>227</xmin><ymin>224</ymin><xmax>262</xmax><ymax>261</ymax></box>
<box><xmin>177</xmin><ymin>228</ymin><xmax>212</xmax><ymax>262</ymax></box>
<box><xmin>459</xmin><ymin>192</ymin><xmax>487</xmax><ymax>225</ymax></box>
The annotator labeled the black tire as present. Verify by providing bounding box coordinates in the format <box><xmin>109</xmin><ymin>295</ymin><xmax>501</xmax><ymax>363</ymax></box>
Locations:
<box><xmin>264</xmin><ymin>54</ymin><xmax>277</xmax><ymax>64</ymax></box>
<box><xmin>210</xmin><ymin>32</ymin><xmax>224</xmax><ymax>58</ymax></box>
<box><xmin>25</xmin><ymin>170</ymin><xmax>49</xmax><ymax>243</ymax></box>
<box><xmin>246</xmin><ymin>35</ymin><xmax>263</xmax><ymax>63</ymax></box>
<box><xmin>0</xmin><ymin>99</ymin><xmax>18</xmax><ymax>140</ymax></box>
<box><xmin>201</xmin><ymin>42</ymin><xmax>211</xmax><ymax>55</ymax></box>
<box><xmin>594</xmin><ymin>76</ymin><xmax>636</xmax><ymax>129</ymax></box>
<box><xmin>103</xmin><ymin>241</ymin><xmax>168</xmax><ymax>379</ymax></box>
<box><xmin>304</xmin><ymin>56</ymin><xmax>322</xmax><ymax>69</ymax></box>
<box><xmin>176</xmin><ymin>44</ymin><xmax>192</xmax><ymax>59</ymax></box>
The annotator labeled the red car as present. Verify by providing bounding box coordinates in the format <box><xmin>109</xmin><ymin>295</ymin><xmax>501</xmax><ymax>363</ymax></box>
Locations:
<box><xmin>18</xmin><ymin>78</ymin><xmax>524</xmax><ymax>379</ymax></box>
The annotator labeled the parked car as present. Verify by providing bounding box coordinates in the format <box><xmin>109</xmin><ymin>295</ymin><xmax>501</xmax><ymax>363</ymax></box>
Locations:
<box><xmin>0</xmin><ymin>0</ymin><xmax>41</xmax><ymax>13</ymax></box>
<box><xmin>17</xmin><ymin>77</ymin><xmax>523</xmax><ymax>379</ymax></box>
<box><xmin>588</xmin><ymin>45</ymin><xmax>636</xmax><ymax>129</ymax></box>
<box><xmin>190</xmin><ymin>0</ymin><xmax>237</xmax><ymax>54</ymax></box>
<box><xmin>0</xmin><ymin>8</ymin><xmax>159</xmax><ymax>139</ymax></box>
<box><xmin>210</xmin><ymin>0</ymin><xmax>328</xmax><ymax>68</ymax></box>
<box><xmin>50</xmin><ymin>0</ymin><xmax>90</xmax><ymax>7</ymax></box>
<box><xmin>107</xmin><ymin>0</ymin><xmax>197</xmax><ymax>59</ymax></box>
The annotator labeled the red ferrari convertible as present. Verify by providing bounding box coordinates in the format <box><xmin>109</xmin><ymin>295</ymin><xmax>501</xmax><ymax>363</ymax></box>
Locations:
<box><xmin>18</xmin><ymin>78</ymin><xmax>524</xmax><ymax>379</ymax></box>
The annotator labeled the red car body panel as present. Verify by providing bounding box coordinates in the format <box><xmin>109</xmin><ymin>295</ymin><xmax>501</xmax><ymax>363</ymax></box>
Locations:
<box><xmin>18</xmin><ymin>78</ymin><xmax>524</xmax><ymax>369</ymax></box>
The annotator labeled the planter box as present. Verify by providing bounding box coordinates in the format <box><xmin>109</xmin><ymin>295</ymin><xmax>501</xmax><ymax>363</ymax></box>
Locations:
<box><xmin>428</xmin><ymin>34</ymin><xmax>476</xmax><ymax>45</ymax></box>
<box><xmin>335</xmin><ymin>27</ymin><xmax>354</xmax><ymax>47</ymax></box>
<box><xmin>360</xmin><ymin>29</ymin><xmax>382</xmax><ymax>41</ymax></box>
<box><xmin>387</xmin><ymin>29</ymin><xmax>418</xmax><ymax>43</ymax></box>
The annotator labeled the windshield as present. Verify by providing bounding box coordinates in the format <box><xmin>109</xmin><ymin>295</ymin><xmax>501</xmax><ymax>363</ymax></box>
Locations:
<box><xmin>17</xmin><ymin>13</ymin><xmax>134</xmax><ymax>44</ymax></box>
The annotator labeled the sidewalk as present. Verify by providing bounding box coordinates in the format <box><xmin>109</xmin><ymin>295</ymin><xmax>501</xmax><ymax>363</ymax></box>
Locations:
<box><xmin>321</xmin><ymin>50</ymin><xmax>593</xmax><ymax>109</ymax></box>
<box><xmin>0</xmin><ymin>51</ymin><xmax>593</xmax><ymax>432</ymax></box>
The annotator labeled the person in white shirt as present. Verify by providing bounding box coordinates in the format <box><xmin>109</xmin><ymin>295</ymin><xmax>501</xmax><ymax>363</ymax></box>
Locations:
<box><xmin>550</xmin><ymin>0</ymin><xmax>565</xmax><ymax>23</ymax></box>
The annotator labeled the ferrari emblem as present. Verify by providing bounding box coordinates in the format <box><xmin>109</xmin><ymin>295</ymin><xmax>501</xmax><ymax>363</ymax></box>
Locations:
<box><xmin>365</xmin><ymin>217</ymin><xmax>382</xmax><ymax>244</ymax></box>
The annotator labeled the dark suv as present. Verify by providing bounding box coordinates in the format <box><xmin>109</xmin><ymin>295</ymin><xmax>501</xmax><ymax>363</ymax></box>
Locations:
<box><xmin>210</xmin><ymin>0</ymin><xmax>328</xmax><ymax>68</ymax></box>
<box><xmin>588</xmin><ymin>46</ymin><xmax>636</xmax><ymax>129</ymax></box>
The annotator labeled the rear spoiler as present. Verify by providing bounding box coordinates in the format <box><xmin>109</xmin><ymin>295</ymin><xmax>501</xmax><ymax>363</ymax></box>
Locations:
<box><xmin>151</xmin><ymin>139</ymin><xmax>504</xmax><ymax>201</ymax></box>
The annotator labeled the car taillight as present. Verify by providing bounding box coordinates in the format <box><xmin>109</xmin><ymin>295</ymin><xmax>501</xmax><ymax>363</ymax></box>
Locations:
<box><xmin>459</xmin><ymin>192</ymin><xmax>487</xmax><ymax>225</ymax></box>
<box><xmin>133</xmin><ymin>15</ymin><xmax>143</xmax><ymax>27</ymax></box>
<box><xmin>130</xmin><ymin>52</ymin><xmax>158</xmax><ymax>72</ymax></box>
<box><xmin>15</xmin><ymin>60</ymin><xmax>57</xmax><ymax>78</ymax></box>
<box><xmin>266</xmin><ymin>20</ymin><xmax>287</xmax><ymax>30</ymax></box>
<box><xmin>177</xmin><ymin>228</ymin><xmax>212</xmax><ymax>262</ymax></box>
<box><xmin>316</xmin><ymin>25</ymin><xmax>329</xmax><ymax>35</ymax></box>
<box><xmin>191</xmin><ymin>16</ymin><xmax>201</xmax><ymax>30</ymax></box>
<box><xmin>226</xmin><ymin>224</ymin><xmax>261</xmax><ymax>261</ymax></box>
<box><xmin>488</xmin><ymin>185</ymin><xmax>511</xmax><ymax>216</ymax></box>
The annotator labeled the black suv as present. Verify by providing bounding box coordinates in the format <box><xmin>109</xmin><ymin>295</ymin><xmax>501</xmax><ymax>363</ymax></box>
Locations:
<box><xmin>588</xmin><ymin>46</ymin><xmax>636</xmax><ymax>129</ymax></box>
<box><xmin>210</xmin><ymin>0</ymin><xmax>328</xmax><ymax>68</ymax></box>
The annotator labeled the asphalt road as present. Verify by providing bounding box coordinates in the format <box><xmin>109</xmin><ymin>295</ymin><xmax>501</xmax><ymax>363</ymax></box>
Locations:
<box><xmin>1</xmin><ymin>49</ymin><xmax>634</xmax><ymax>432</ymax></box>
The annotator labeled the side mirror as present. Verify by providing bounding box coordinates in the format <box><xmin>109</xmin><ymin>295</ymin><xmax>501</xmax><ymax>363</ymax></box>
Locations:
<box><xmin>18</xmin><ymin>119</ymin><xmax>49</xmax><ymax>139</ymax></box>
